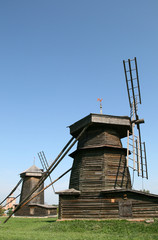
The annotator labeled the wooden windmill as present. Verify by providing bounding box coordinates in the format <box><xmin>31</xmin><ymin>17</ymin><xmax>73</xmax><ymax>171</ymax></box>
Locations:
<box><xmin>1</xmin><ymin>164</ymin><xmax>57</xmax><ymax>218</ymax></box>
<box><xmin>4</xmin><ymin>57</ymin><xmax>158</xmax><ymax>223</ymax></box>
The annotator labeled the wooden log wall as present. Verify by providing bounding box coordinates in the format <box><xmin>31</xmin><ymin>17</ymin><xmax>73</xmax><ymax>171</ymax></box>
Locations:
<box><xmin>59</xmin><ymin>193</ymin><xmax>158</xmax><ymax>219</ymax></box>
<box><xmin>58</xmin><ymin>121</ymin><xmax>158</xmax><ymax>220</ymax></box>
<box><xmin>77</xmin><ymin>126</ymin><xmax>122</xmax><ymax>149</ymax></box>
<box><xmin>20</xmin><ymin>176</ymin><xmax>44</xmax><ymax>204</ymax></box>
<box><xmin>69</xmin><ymin>148</ymin><xmax>131</xmax><ymax>192</ymax></box>
<box><xmin>69</xmin><ymin>125</ymin><xmax>131</xmax><ymax>191</ymax></box>
<box><xmin>15</xmin><ymin>205</ymin><xmax>57</xmax><ymax>217</ymax></box>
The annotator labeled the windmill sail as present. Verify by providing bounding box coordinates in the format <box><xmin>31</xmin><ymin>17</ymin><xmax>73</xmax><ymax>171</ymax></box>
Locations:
<box><xmin>123</xmin><ymin>57</ymin><xmax>148</xmax><ymax>179</ymax></box>
<box><xmin>38</xmin><ymin>151</ymin><xmax>56</xmax><ymax>193</ymax></box>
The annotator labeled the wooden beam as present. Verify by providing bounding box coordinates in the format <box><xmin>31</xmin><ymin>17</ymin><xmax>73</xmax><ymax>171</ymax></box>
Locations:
<box><xmin>0</xmin><ymin>179</ymin><xmax>22</xmax><ymax>206</ymax></box>
<box><xmin>4</xmin><ymin>125</ymin><xmax>89</xmax><ymax>223</ymax></box>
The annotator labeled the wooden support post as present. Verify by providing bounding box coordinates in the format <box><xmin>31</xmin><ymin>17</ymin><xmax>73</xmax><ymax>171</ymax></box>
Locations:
<box><xmin>4</xmin><ymin>168</ymin><xmax>72</xmax><ymax>224</ymax></box>
<box><xmin>2</xmin><ymin>194</ymin><xmax>21</xmax><ymax>208</ymax></box>
<box><xmin>3</xmin><ymin>125</ymin><xmax>89</xmax><ymax>223</ymax></box>
<box><xmin>20</xmin><ymin>168</ymin><xmax>72</xmax><ymax>209</ymax></box>
<box><xmin>0</xmin><ymin>179</ymin><xmax>22</xmax><ymax>206</ymax></box>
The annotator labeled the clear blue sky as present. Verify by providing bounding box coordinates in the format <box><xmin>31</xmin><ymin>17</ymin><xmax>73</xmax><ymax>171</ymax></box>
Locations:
<box><xmin>1</xmin><ymin>0</ymin><xmax>158</xmax><ymax>205</ymax></box>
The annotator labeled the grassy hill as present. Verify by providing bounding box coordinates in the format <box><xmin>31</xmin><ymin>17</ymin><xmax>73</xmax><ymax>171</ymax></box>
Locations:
<box><xmin>0</xmin><ymin>217</ymin><xmax>158</xmax><ymax>240</ymax></box>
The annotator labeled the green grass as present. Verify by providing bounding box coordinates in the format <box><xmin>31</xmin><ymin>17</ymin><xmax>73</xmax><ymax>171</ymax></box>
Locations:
<box><xmin>0</xmin><ymin>217</ymin><xmax>158</xmax><ymax>240</ymax></box>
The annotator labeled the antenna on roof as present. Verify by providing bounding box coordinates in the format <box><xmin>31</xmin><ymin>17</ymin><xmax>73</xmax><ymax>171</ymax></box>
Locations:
<box><xmin>97</xmin><ymin>98</ymin><xmax>103</xmax><ymax>114</ymax></box>
<box><xmin>33</xmin><ymin>157</ymin><xmax>35</xmax><ymax>165</ymax></box>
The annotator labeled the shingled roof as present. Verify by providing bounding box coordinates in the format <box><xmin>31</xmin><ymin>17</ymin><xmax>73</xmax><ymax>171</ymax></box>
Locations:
<box><xmin>20</xmin><ymin>164</ymin><xmax>43</xmax><ymax>177</ymax></box>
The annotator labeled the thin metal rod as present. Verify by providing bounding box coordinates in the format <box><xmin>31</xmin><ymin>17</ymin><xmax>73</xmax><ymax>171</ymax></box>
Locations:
<box><xmin>0</xmin><ymin>179</ymin><xmax>22</xmax><ymax>206</ymax></box>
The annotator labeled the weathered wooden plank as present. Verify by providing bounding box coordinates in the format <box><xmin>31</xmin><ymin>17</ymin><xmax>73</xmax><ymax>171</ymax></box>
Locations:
<box><xmin>58</xmin><ymin>114</ymin><xmax>158</xmax><ymax>220</ymax></box>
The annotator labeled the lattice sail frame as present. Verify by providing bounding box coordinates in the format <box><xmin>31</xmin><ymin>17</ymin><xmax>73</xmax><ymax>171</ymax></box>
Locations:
<box><xmin>127</xmin><ymin>128</ymin><xmax>148</xmax><ymax>178</ymax></box>
<box><xmin>38</xmin><ymin>151</ymin><xmax>56</xmax><ymax>193</ymax></box>
<box><xmin>123</xmin><ymin>57</ymin><xmax>141</xmax><ymax>118</ymax></box>
<box><xmin>123</xmin><ymin>57</ymin><xmax>148</xmax><ymax>179</ymax></box>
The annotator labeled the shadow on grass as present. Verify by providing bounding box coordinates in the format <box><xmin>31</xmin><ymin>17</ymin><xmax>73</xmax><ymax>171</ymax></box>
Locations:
<box><xmin>45</xmin><ymin>219</ymin><xmax>57</xmax><ymax>223</ymax></box>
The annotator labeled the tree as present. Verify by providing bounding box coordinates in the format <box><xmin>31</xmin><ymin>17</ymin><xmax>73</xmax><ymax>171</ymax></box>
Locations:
<box><xmin>140</xmin><ymin>189</ymin><xmax>150</xmax><ymax>193</ymax></box>
<box><xmin>0</xmin><ymin>205</ymin><xmax>5</xmax><ymax>216</ymax></box>
<box><xmin>7</xmin><ymin>208</ymin><xmax>13</xmax><ymax>216</ymax></box>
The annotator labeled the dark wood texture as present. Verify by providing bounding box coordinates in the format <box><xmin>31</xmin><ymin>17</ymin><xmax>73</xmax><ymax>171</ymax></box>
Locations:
<box><xmin>15</xmin><ymin>204</ymin><xmax>57</xmax><ymax>217</ymax></box>
<box><xmin>15</xmin><ymin>165</ymin><xmax>57</xmax><ymax>217</ymax></box>
<box><xmin>58</xmin><ymin>191</ymin><xmax>158</xmax><ymax>219</ymax></box>
<box><xmin>20</xmin><ymin>176</ymin><xmax>44</xmax><ymax>204</ymax></box>
<box><xmin>57</xmin><ymin>114</ymin><xmax>158</xmax><ymax>220</ymax></box>
<box><xmin>119</xmin><ymin>200</ymin><xmax>132</xmax><ymax>217</ymax></box>
<box><xmin>69</xmin><ymin>114</ymin><xmax>131</xmax><ymax>138</ymax></box>
<box><xmin>69</xmin><ymin>126</ymin><xmax>131</xmax><ymax>191</ymax></box>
